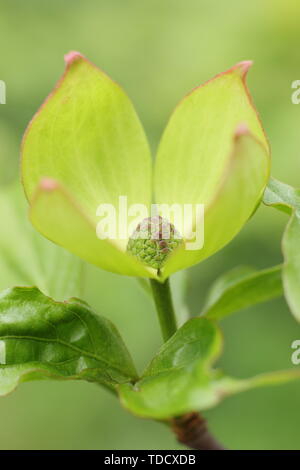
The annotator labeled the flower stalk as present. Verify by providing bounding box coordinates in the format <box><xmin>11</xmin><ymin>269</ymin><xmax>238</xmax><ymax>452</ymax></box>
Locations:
<box><xmin>150</xmin><ymin>278</ymin><xmax>177</xmax><ymax>342</ymax></box>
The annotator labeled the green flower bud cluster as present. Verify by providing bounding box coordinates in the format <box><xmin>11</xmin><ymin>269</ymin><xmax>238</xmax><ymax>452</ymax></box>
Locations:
<box><xmin>127</xmin><ymin>216</ymin><xmax>183</xmax><ymax>270</ymax></box>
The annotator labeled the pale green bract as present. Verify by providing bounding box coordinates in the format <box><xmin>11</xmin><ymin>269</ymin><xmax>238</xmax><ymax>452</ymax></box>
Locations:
<box><xmin>21</xmin><ymin>53</ymin><xmax>270</xmax><ymax>280</ymax></box>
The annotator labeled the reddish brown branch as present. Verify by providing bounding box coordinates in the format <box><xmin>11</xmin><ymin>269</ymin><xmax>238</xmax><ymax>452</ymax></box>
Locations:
<box><xmin>171</xmin><ymin>412</ymin><xmax>226</xmax><ymax>450</ymax></box>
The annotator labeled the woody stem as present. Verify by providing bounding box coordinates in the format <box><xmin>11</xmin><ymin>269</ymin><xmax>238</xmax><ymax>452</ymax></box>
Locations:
<box><xmin>171</xmin><ymin>412</ymin><xmax>226</xmax><ymax>450</ymax></box>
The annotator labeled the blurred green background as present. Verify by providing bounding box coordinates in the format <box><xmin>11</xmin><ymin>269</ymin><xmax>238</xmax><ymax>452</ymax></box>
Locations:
<box><xmin>1</xmin><ymin>0</ymin><xmax>300</xmax><ymax>450</ymax></box>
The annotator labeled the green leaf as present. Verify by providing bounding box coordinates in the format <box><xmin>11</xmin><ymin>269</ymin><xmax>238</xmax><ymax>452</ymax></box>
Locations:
<box><xmin>154</xmin><ymin>62</ymin><xmax>270</xmax><ymax>279</ymax></box>
<box><xmin>0</xmin><ymin>286</ymin><xmax>137</xmax><ymax>396</ymax></box>
<box><xmin>0</xmin><ymin>182</ymin><xmax>83</xmax><ymax>300</ymax></box>
<box><xmin>263</xmin><ymin>178</ymin><xmax>300</xmax><ymax>321</ymax></box>
<box><xmin>144</xmin><ymin>318</ymin><xmax>221</xmax><ymax>376</ymax></box>
<box><xmin>263</xmin><ymin>177</ymin><xmax>300</xmax><ymax>214</ymax></box>
<box><xmin>119</xmin><ymin>318</ymin><xmax>221</xmax><ymax>418</ymax></box>
<box><xmin>282</xmin><ymin>213</ymin><xmax>300</xmax><ymax>321</ymax></box>
<box><xmin>119</xmin><ymin>317</ymin><xmax>300</xmax><ymax>419</ymax></box>
<box><xmin>21</xmin><ymin>51</ymin><xmax>153</xmax><ymax>278</ymax></box>
<box><xmin>202</xmin><ymin>265</ymin><xmax>283</xmax><ymax>320</ymax></box>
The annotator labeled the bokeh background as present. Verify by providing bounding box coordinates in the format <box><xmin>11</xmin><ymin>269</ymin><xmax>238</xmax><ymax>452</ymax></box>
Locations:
<box><xmin>0</xmin><ymin>0</ymin><xmax>300</xmax><ymax>450</ymax></box>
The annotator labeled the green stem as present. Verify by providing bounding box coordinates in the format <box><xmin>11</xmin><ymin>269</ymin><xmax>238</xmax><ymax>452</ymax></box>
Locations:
<box><xmin>150</xmin><ymin>278</ymin><xmax>177</xmax><ymax>342</ymax></box>
<box><xmin>150</xmin><ymin>280</ymin><xmax>225</xmax><ymax>450</ymax></box>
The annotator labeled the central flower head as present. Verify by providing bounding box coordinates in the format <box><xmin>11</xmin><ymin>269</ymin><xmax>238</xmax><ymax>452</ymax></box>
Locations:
<box><xmin>127</xmin><ymin>216</ymin><xmax>183</xmax><ymax>270</ymax></box>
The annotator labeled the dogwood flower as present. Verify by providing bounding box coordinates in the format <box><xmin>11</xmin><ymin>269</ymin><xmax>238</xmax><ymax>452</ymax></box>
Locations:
<box><xmin>21</xmin><ymin>52</ymin><xmax>270</xmax><ymax>281</ymax></box>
